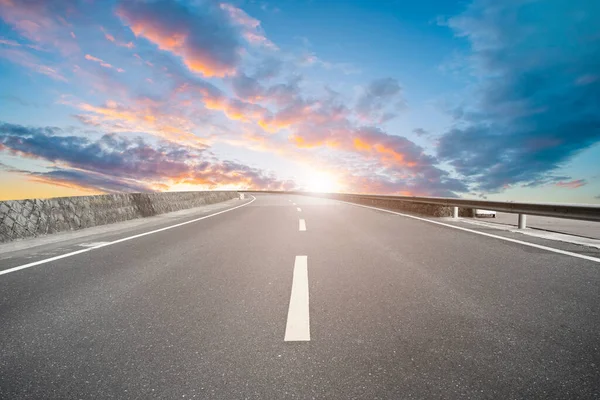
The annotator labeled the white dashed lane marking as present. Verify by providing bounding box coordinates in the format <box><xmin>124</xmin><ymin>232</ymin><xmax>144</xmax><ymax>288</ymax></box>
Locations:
<box><xmin>284</xmin><ymin>256</ymin><xmax>310</xmax><ymax>341</ymax></box>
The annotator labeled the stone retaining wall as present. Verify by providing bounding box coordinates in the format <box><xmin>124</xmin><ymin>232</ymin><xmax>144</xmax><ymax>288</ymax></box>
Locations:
<box><xmin>0</xmin><ymin>191</ymin><xmax>239</xmax><ymax>243</ymax></box>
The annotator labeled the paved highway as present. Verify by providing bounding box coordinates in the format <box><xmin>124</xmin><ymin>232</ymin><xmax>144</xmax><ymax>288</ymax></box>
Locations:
<box><xmin>1</xmin><ymin>194</ymin><xmax>599</xmax><ymax>399</ymax></box>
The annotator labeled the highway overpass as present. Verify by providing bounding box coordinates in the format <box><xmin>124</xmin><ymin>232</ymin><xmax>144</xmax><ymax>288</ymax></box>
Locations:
<box><xmin>1</xmin><ymin>193</ymin><xmax>599</xmax><ymax>398</ymax></box>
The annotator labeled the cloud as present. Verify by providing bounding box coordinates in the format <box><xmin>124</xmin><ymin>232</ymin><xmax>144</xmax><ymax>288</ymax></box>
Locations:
<box><xmin>253</xmin><ymin>87</ymin><xmax>468</xmax><ymax>195</ymax></box>
<box><xmin>355</xmin><ymin>78</ymin><xmax>406</xmax><ymax>122</ymax></box>
<box><xmin>101</xmin><ymin>27</ymin><xmax>135</xmax><ymax>49</ymax></box>
<box><xmin>0</xmin><ymin>38</ymin><xmax>21</xmax><ymax>46</ymax></box>
<box><xmin>29</xmin><ymin>169</ymin><xmax>153</xmax><ymax>193</ymax></box>
<box><xmin>252</xmin><ymin>57</ymin><xmax>282</xmax><ymax>80</ymax></box>
<box><xmin>0</xmin><ymin>0</ymin><xmax>481</xmax><ymax>198</ymax></box>
<box><xmin>413</xmin><ymin>128</ymin><xmax>429</xmax><ymax>137</ymax></box>
<box><xmin>555</xmin><ymin>179</ymin><xmax>587</xmax><ymax>189</ymax></box>
<box><xmin>0</xmin><ymin>122</ymin><xmax>193</xmax><ymax>181</ymax></box>
<box><xmin>220</xmin><ymin>3</ymin><xmax>277</xmax><ymax>50</ymax></box>
<box><xmin>437</xmin><ymin>0</ymin><xmax>600</xmax><ymax>192</ymax></box>
<box><xmin>230</xmin><ymin>71</ymin><xmax>300</xmax><ymax>105</ymax></box>
<box><xmin>0</xmin><ymin>0</ymin><xmax>80</xmax><ymax>54</ymax></box>
<box><xmin>194</xmin><ymin>66</ymin><xmax>468</xmax><ymax>196</ymax></box>
<box><xmin>201</xmin><ymin>92</ymin><xmax>271</xmax><ymax>123</ymax></box>
<box><xmin>520</xmin><ymin>175</ymin><xmax>571</xmax><ymax>188</ymax></box>
<box><xmin>231</xmin><ymin>73</ymin><xmax>264</xmax><ymax>101</ymax></box>
<box><xmin>263</xmin><ymin>75</ymin><xmax>303</xmax><ymax>106</ymax></box>
<box><xmin>172</xmin><ymin>79</ymin><xmax>275</xmax><ymax>126</ymax></box>
<box><xmin>116</xmin><ymin>0</ymin><xmax>244</xmax><ymax>77</ymax></box>
<box><xmin>135</xmin><ymin>23</ymin><xmax>466</xmax><ymax>198</ymax></box>
<box><xmin>0</xmin><ymin>121</ymin><xmax>296</xmax><ymax>192</ymax></box>
<box><xmin>69</xmin><ymin>63</ymin><xmax>131</xmax><ymax>96</ymax></box>
<box><xmin>298</xmin><ymin>51</ymin><xmax>361</xmax><ymax>75</ymax></box>
<box><xmin>84</xmin><ymin>54</ymin><xmax>121</xmax><ymax>70</ymax></box>
<box><xmin>0</xmin><ymin>47</ymin><xmax>67</xmax><ymax>81</ymax></box>
<box><xmin>67</xmin><ymin>98</ymin><xmax>209</xmax><ymax>148</ymax></box>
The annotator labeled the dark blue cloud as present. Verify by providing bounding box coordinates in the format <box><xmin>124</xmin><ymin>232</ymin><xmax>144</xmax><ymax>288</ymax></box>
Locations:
<box><xmin>437</xmin><ymin>0</ymin><xmax>600</xmax><ymax>192</ymax></box>
<box><xmin>0</xmin><ymin>122</ymin><xmax>296</xmax><ymax>192</ymax></box>
<box><xmin>0</xmin><ymin>122</ymin><xmax>198</xmax><ymax>180</ymax></box>
<box><xmin>31</xmin><ymin>169</ymin><xmax>154</xmax><ymax>193</ymax></box>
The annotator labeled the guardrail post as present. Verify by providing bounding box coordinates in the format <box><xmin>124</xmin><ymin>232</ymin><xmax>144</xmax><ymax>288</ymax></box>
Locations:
<box><xmin>518</xmin><ymin>213</ymin><xmax>527</xmax><ymax>229</ymax></box>
<box><xmin>452</xmin><ymin>207</ymin><xmax>459</xmax><ymax>219</ymax></box>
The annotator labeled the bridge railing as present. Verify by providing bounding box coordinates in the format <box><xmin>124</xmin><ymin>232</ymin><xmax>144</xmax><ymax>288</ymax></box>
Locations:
<box><xmin>243</xmin><ymin>191</ymin><xmax>600</xmax><ymax>229</ymax></box>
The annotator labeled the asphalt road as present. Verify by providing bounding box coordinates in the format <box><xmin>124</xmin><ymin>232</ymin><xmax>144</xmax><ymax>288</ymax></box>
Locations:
<box><xmin>1</xmin><ymin>194</ymin><xmax>599</xmax><ymax>399</ymax></box>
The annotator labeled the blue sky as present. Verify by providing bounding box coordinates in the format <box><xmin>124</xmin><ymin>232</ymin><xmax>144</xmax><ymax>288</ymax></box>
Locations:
<box><xmin>0</xmin><ymin>0</ymin><xmax>598</xmax><ymax>203</ymax></box>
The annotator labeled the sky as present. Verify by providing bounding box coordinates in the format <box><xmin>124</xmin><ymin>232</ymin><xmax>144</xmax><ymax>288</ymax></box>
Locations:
<box><xmin>0</xmin><ymin>0</ymin><xmax>599</xmax><ymax>203</ymax></box>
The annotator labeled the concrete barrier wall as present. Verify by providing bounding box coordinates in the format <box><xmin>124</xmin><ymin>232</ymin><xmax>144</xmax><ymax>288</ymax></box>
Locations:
<box><xmin>0</xmin><ymin>191</ymin><xmax>239</xmax><ymax>243</ymax></box>
<box><xmin>312</xmin><ymin>193</ymin><xmax>475</xmax><ymax>218</ymax></box>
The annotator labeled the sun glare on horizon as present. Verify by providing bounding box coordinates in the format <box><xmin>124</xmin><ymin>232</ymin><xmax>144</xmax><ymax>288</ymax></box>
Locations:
<box><xmin>305</xmin><ymin>170</ymin><xmax>341</xmax><ymax>193</ymax></box>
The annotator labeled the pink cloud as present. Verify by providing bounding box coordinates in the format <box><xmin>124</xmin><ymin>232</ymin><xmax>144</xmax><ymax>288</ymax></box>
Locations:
<box><xmin>84</xmin><ymin>54</ymin><xmax>125</xmax><ymax>72</ymax></box>
<box><xmin>555</xmin><ymin>179</ymin><xmax>587</xmax><ymax>189</ymax></box>
<box><xmin>85</xmin><ymin>54</ymin><xmax>113</xmax><ymax>68</ymax></box>
<box><xmin>117</xmin><ymin>1</ymin><xmax>243</xmax><ymax>77</ymax></box>
<box><xmin>203</xmin><ymin>93</ymin><xmax>271</xmax><ymax>123</ymax></box>
<box><xmin>0</xmin><ymin>0</ymin><xmax>79</xmax><ymax>54</ymax></box>
<box><xmin>101</xmin><ymin>27</ymin><xmax>135</xmax><ymax>49</ymax></box>
<box><xmin>65</xmin><ymin>96</ymin><xmax>209</xmax><ymax>150</ymax></box>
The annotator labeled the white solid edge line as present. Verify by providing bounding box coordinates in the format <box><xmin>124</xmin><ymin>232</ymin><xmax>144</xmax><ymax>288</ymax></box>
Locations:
<box><xmin>297</xmin><ymin>207</ymin><xmax>302</xmax><ymax>212</ymax></box>
<box><xmin>336</xmin><ymin>200</ymin><xmax>600</xmax><ymax>264</ymax></box>
<box><xmin>299</xmin><ymin>219</ymin><xmax>306</xmax><ymax>231</ymax></box>
<box><xmin>284</xmin><ymin>255</ymin><xmax>310</xmax><ymax>341</ymax></box>
<box><xmin>0</xmin><ymin>195</ymin><xmax>257</xmax><ymax>277</ymax></box>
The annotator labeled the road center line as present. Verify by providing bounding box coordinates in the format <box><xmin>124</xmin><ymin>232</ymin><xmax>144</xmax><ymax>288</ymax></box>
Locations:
<box><xmin>0</xmin><ymin>195</ymin><xmax>257</xmax><ymax>277</ymax></box>
<box><xmin>284</xmin><ymin>256</ymin><xmax>310</xmax><ymax>341</ymax></box>
<box><xmin>299</xmin><ymin>219</ymin><xmax>306</xmax><ymax>231</ymax></box>
<box><xmin>297</xmin><ymin>207</ymin><xmax>302</xmax><ymax>212</ymax></box>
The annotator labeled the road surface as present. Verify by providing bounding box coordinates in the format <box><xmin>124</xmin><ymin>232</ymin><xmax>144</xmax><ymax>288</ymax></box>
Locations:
<box><xmin>1</xmin><ymin>194</ymin><xmax>599</xmax><ymax>399</ymax></box>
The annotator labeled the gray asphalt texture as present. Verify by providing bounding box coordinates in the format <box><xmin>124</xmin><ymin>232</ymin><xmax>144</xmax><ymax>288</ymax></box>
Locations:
<box><xmin>1</xmin><ymin>194</ymin><xmax>599</xmax><ymax>399</ymax></box>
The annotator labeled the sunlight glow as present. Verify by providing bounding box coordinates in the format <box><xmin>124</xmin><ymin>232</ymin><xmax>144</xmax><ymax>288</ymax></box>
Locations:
<box><xmin>306</xmin><ymin>170</ymin><xmax>340</xmax><ymax>193</ymax></box>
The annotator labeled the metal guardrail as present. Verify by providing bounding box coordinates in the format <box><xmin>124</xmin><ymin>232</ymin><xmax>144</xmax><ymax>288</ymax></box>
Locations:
<box><xmin>242</xmin><ymin>191</ymin><xmax>600</xmax><ymax>229</ymax></box>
